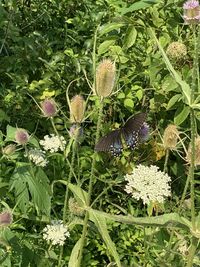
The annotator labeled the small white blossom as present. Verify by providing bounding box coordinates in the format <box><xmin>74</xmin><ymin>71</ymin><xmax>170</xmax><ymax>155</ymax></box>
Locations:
<box><xmin>124</xmin><ymin>165</ymin><xmax>171</xmax><ymax>205</ymax></box>
<box><xmin>39</xmin><ymin>134</ymin><xmax>66</xmax><ymax>153</ymax></box>
<box><xmin>26</xmin><ymin>149</ymin><xmax>48</xmax><ymax>167</ymax></box>
<box><xmin>43</xmin><ymin>220</ymin><xmax>70</xmax><ymax>246</ymax></box>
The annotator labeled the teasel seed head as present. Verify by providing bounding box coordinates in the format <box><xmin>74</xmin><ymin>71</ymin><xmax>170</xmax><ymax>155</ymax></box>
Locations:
<box><xmin>166</xmin><ymin>42</ymin><xmax>187</xmax><ymax>60</ymax></box>
<box><xmin>187</xmin><ymin>136</ymin><xmax>200</xmax><ymax>166</ymax></box>
<box><xmin>95</xmin><ymin>59</ymin><xmax>116</xmax><ymax>98</ymax></box>
<box><xmin>0</xmin><ymin>211</ymin><xmax>13</xmax><ymax>227</ymax></box>
<box><xmin>15</xmin><ymin>129</ymin><xmax>29</xmax><ymax>145</ymax></box>
<box><xmin>163</xmin><ymin>124</ymin><xmax>179</xmax><ymax>150</ymax></box>
<box><xmin>40</xmin><ymin>98</ymin><xmax>57</xmax><ymax>118</ymax></box>
<box><xmin>2</xmin><ymin>144</ymin><xmax>16</xmax><ymax>156</ymax></box>
<box><xmin>68</xmin><ymin>198</ymin><xmax>84</xmax><ymax>216</ymax></box>
<box><xmin>69</xmin><ymin>95</ymin><xmax>85</xmax><ymax>123</ymax></box>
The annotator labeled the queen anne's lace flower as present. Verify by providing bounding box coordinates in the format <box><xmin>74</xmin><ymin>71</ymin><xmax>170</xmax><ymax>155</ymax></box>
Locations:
<box><xmin>26</xmin><ymin>149</ymin><xmax>48</xmax><ymax>167</ymax></box>
<box><xmin>39</xmin><ymin>134</ymin><xmax>66</xmax><ymax>153</ymax></box>
<box><xmin>43</xmin><ymin>220</ymin><xmax>70</xmax><ymax>246</ymax></box>
<box><xmin>124</xmin><ymin>165</ymin><xmax>171</xmax><ymax>205</ymax></box>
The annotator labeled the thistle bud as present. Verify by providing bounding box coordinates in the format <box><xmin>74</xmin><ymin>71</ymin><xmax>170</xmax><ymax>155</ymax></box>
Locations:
<box><xmin>183</xmin><ymin>0</ymin><xmax>200</xmax><ymax>24</ymax></box>
<box><xmin>15</xmin><ymin>129</ymin><xmax>29</xmax><ymax>145</ymax></box>
<box><xmin>163</xmin><ymin>124</ymin><xmax>179</xmax><ymax>150</ymax></box>
<box><xmin>95</xmin><ymin>59</ymin><xmax>116</xmax><ymax>97</ymax></box>
<box><xmin>2</xmin><ymin>144</ymin><xmax>16</xmax><ymax>155</ymax></box>
<box><xmin>40</xmin><ymin>98</ymin><xmax>57</xmax><ymax>118</ymax></box>
<box><xmin>69</xmin><ymin>95</ymin><xmax>85</xmax><ymax>123</ymax></box>
<box><xmin>0</xmin><ymin>211</ymin><xmax>12</xmax><ymax>227</ymax></box>
<box><xmin>166</xmin><ymin>42</ymin><xmax>187</xmax><ymax>60</ymax></box>
<box><xmin>187</xmin><ymin>136</ymin><xmax>200</xmax><ymax>166</ymax></box>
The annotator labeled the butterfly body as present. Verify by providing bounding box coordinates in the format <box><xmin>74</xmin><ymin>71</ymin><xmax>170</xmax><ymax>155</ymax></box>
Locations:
<box><xmin>95</xmin><ymin>113</ymin><xmax>147</xmax><ymax>156</ymax></box>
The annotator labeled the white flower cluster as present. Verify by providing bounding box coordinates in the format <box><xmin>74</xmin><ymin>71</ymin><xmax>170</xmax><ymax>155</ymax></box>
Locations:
<box><xmin>39</xmin><ymin>134</ymin><xmax>66</xmax><ymax>153</ymax></box>
<box><xmin>124</xmin><ymin>165</ymin><xmax>171</xmax><ymax>205</ymax></box>
<box><xmin>43</xmin><ymin>220</ymin><xmax>70</xmax><ymax>246</ymax></box>
<box><xmin>26</xmin><ymin>149</ymin><xmax>48</xmax><ymax>167</ymax></box>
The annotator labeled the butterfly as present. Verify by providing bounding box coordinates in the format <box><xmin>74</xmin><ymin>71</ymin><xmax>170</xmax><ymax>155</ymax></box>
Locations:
<box><xmin>95</xmin><ymin>112</ymin><xmax>147</xmax><ymax>156</ymax></box>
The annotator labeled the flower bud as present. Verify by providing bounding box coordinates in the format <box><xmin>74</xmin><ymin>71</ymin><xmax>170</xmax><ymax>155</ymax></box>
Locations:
<box><xmin>183</xmin><ymin>0</ymin><xmax>200</xmax><ymax>24</ymax></box>
<box><xmin>166</xmin><ymin>42</ymin><xmax>187</xmax><ymax>60</ymax></box>
<box><xmin>163</xmin><ymin>124</ymin><xmax>179</xmax><ymax>150</ymax></box>
<box><xmin>2</xmin><ymin>144</ymin><xmax>16</xmax><ymax>155</ymax></box>
<box><xmin>40</xmin><ymin>98</ymin><xmax>57</xmax><ymax>118</ymax></box>
<box><xmin>69</xmin><ymin>95</ymin><xmax>85</xmax><ymax>123</ymax></box>
<box><xmin>68</xmin><ymin>198</ymin><xmax>84</xmax><ymax>216</ymax></box>
<box><xmin>15</xmin><ymin>129</ymin><xmax>29</xmax><ymax>145</ymax></box>
<box><xmin>187</xmin><ymin>136</ymin><xmax>200</xmax><ymax>166</ymax></box>
<box><xmin>95</xmin><ymin>59</ymin><xmax>116</xmax><ymax>97</ymax></box>
<box><xmin>0</xmin><ymin>211</ymin><xmax>12</xmax><ymax>226</ymax></box>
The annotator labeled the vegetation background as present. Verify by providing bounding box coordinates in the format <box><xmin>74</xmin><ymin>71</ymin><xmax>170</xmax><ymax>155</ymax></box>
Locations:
<box><xmin>0</xmin><ymin>0</ymin><xmax>199</xmax><ymax>266</ymax></box>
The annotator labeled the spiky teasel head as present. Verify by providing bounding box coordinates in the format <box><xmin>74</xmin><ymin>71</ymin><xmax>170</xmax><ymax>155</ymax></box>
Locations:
<box><xmin>95</xmin><ymin>59</ymin><xmax>116</xmax><ymax>98</ymax></box>
<box><xmin>166</xmin><ymin>42</ymin><xmax>187</xmax><ymax>60</ymax></box>
<box><xmin>40</xmin><ymin>98</ymin><xmax>57</xmax><ymax>118</ymax></box>
<box><xmin>2</xmin><ymin>144</ymin><xmax>16</xmax><ymax>156</ymax></box>
<box><xmin>15</xmin><ymin>128</ymin><xmax>29</xmax><ymax>145</ymax></box>
<box><xmin>187</xmin><ymin>136</ymin><xmax>200</xmax><ymax>166</ymax></box>
<box><xmin>163</xmin><ymin>124</ymin><xmax>179</xmax><ymax>150</ymax></box>
<box><xmin>183</xmin><ymin>0</ymin><xmax>200</xmax><ymax>24</ymax></box>
<box><xmin>0</xmin><ymin>211</ymin><xmax>13</xmax><ymax>227</ymax></box>
<box><xmin>68</xmin><ymin>198</ymin><xmax>84</xmax><ymax>216</ymax></box>
<box><xmin>69</xmin><ymin>95</ymin><xmax>85</xmax><ymax>123</ymax></box>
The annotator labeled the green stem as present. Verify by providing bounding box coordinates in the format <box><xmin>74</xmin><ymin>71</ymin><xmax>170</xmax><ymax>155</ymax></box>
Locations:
<box><xmin>163</xmin><ymin>149</ymin><xmax>169</xmax><ymax>173</ymax></box>
<box><xmin>77</xmin><ymin>99</ymin><xmax>104</xmax><ymax>267</ymax></box>
<box><xmin>185</xmin><ymin>237</ymin><xmax>199</xmax><ymax>267</ymax></box>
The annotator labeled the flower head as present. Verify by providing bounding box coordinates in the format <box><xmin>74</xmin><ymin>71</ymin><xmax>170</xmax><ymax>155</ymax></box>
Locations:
<box><xmin>26</xmin><ymin>149</ymin><xmax>48</xmax><ymax>167</ymax></box>
<box><xmin>0</xmin><ymin>211</ymin><xmax>13</xmax><ymax>227</ymax></box>
<box><xmin>15</xmin><ymin>129</ymin><xmax>29</xmax><ymax>145</ymax></box>
<box><xmin>183</xmin><ymin>0</ymin><xmax>200</xmax><ymax>24</ymax></box>
<box><xmin>124</xmin><ymin>165</ymin><xmax>171</xmax><ymax>205</ymax></box>
<box><xmin>40</xmin><ymin>98</ymin><xmax>57</xmax><ymax>118</ymax></box>
<box><xmin>68</xmin><ymin>198</ymin><xmax>84</xmax><ymax>216</ymax></box>
<box><xmin>2</xmin><ymin>144</ymin><xmax>16</xmax><ymax>156</ymax></box>
<box><xmin>69</xmin><ymin>95</ymin><xmax>85</xmax><ymax>123</ymax></box>
<box><xmin>39</xmin><ymin>134</ymin><xmax>66</xmax><ymax>153</ymax></box>
<box><xmin>95</xmin><ymin>59</ymin><xmax>116</xmax><ymax>97</ymax></box>
<box><xmin>43</xmin><ymin>220</ymin><xmax>70</xmax><ymax>246</ymax></box>
<box><xmin>163</xmin><ymin>124</ymin><xmax>179</xmax><ymax>150</ymax></box>
<box><xmin>166</xmin><ymin>42</ymin><xmax>187</xmax><ymax>60</ymax></box>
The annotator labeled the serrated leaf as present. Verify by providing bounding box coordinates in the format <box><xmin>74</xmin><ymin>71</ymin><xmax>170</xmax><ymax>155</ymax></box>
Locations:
<box><xmin>10</xmin><ymin>166</ymin><xmax>51</xmax><ymax>216</ymax></box>
<box><xmin>167</xmin><ymin>94</ymin><xmax>182</xmax><ymax>110</ymax></box>
<box><xmin>99</xmin><ymin>23</ymin><xmax>124</xmax><ymax>36</ymax></box>
<box><xmin>124</xmin><ymin>26</ymin><xmax>137</xmax><ymax>49</ymax></box>
<box><xmin>174</xmin><ymin>106</ymin><xmax>190</xmax><ymax>125</ymax></box>
<box><xmin>98</xmin><ymin>40</ymin><xmax>116</xmax><ymax>55</ymax></box>
<box><xmin>89</xmin><ymin>209</ymin><xmax>121</xmax><ymax>267</ymax></box>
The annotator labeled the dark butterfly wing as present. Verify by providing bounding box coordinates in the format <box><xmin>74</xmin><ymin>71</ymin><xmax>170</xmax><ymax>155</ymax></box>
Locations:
<box><xmin>121</xmin><ymin>112</ymin><xmax>146</xmax><ymax>150</ymax></box>
<box><xmin>95</xmin><ymin>129</ymin><xmax>123</xmax><ymax>156</ymax></box>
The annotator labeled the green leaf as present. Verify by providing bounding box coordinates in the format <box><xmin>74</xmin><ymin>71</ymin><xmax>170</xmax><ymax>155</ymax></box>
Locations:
<box><xmin>98</xmin><ymin>40</ymin><xmax>116</xmax><ymax>55</ymax></box>
<box><xmin>149</xmin><ymin>29</ymin><xmax>191</xmax><ymax>105</ymax></box>
<box><xmin>10</xmin><ymin>166</ymin><xmax>51</xmax><ymax>215</ymax></box>
<box><xmin>89</xmin><ymin>209</ymin><xmax>122</xmax><ymax>267</ymax></box>
<box><xmin>89</xmin><ymin>208</ymin><xmax>191</xmax><ymax>230</ymax></box>
<box><xmin>120</xmin><ymin>0</ymin><xmax>158</xmax><ymax>15</ymax></box>
<box><xmin>5</xmin><ymin>125</ymin><xmax>16</xmax><ymax>142</ymax></box>
<box><xmin>99</xmin><ymin>23</ymin><xmax>124</xmax><ymax>36</ymax></box>
<box><xmin>0</xmin><ymin>109</ymin><xmax>10</xmax><ymax>122</ymax></box>
<box><xmin>167</xmin><ymin>94</ymin><xmax>182</xmax><ymax>110</ymax></box>
<box><xmin>124</xmin><ymin>26</ymin><xmax>137</xmax><ymax>49</ymax></box>
<box><xmin>174</xmin><ymin>106</ymin><xmax>190</xmax><ymax>125</ymax></box>
<box><xmin>124</xmin><ymin>98</ymin><xmax>134</xmax><ymax>109</ymax></box>
<box><xmin>68</xmin><ymin>238</ymin><xmax>82</xmax><ymax>267</ymax></box>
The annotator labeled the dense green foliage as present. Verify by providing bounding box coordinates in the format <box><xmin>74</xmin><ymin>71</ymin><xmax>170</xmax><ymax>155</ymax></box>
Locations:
<box><xmin>1</xmin><ymin>0</ymin><xmax>200</xmax><ymax>266</ymax></box>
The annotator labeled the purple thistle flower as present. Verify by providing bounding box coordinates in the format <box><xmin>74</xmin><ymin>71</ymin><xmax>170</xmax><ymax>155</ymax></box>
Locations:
<box><xmin>15</xmin><ymin>129</ymin><xmax>29</xmax><ymax>145</ymax></box>
<box><xmin>139</xmin><ymin>122</ymin><xmax>149</xmax><ymax>141</ymax></box>
<box><xmin>183</xmin><ymin>0</ymin><xmax>200</xmax><ymax>24</ymax></box>
<box><xmin>41</xmin><ymin>98</ymin><xmax>57</xmax><ymax>118</ymax></box>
